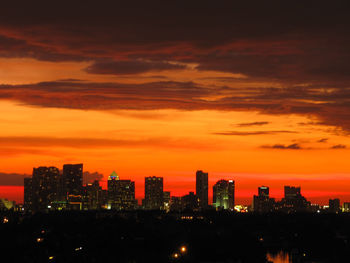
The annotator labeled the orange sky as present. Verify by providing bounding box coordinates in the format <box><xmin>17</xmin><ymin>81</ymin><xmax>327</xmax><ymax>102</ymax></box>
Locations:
<box><xmin>1</xmin><ymin>1</ymin><xmax>350</xmax><ymax>205</ymax></box>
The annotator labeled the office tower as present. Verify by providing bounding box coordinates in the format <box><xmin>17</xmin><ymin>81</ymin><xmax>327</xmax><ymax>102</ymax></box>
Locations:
<box><xmin>343</xmin><ymin>202</ymin><xmax>350</xmax><ymax>212</ymax></box>
<box><xmin>31</xmin><ymin>166</ymin><xmax>60</xmax><ymax>212</ymax></box>
<box><xmin>144</xmin><ymin>176</ymin><xmax>163</xmax><ymax>210</ymax></box>
<box><xmin>24</xmin><ymin>177</ymin><xmax>33</xmax><ymax>212</ymax></box>
<box><xmin>253</xmin><ymin>186</ymin><xmax>274</xmax><ymax>213</ymax></box>
<box><xmin>258</xmin><ymin>186</ymin><xmax>269</xmax><ymax>198</ymax></box>
<box><xmin>163</xmin><ymin>191</ymin><xmax>171</xmax><ymax>211</ymax></box>
<box><xmin>196</xmin><ymin>170</ymin><xmax>208</xmax><ymax>209</ymax></box>
<box><xmin>181</xmin><ymin>192</ymin><xmax>199</xmax><ymax>211</ymax></box>
<box><xmin>82</xmin><ymin>180</ymin><xmax>103</xmax><ymax>210</ymax></box>
<box><xmin>63</xmin><ymin>164</ymin><xmax>83</xmax><ymax>210</ymax></box>
<box><xmin>329</xmin><ymin>199</ymin><xmax>340</xmax><ymax>213</ymax></box>
<box><xmin>277</xmin><ymin>186</ymin><xmax>310</xmax><ymax>213</ymax></box>
<box><xmin>284</xmin><ymin>186</ymin><xmax>301</xmax><ymax>199</ymax></box>
<box><xmin>213</xmin><ymin>179</ymin><xmax>235</xmax><ymax>210</ymax></box>
<box><xmin>108</xmin><ymin>173</ymin><xmax>135</xmax><ymax>210</ymax></box>
<box><xmin>170</xmin><ymin>196</ymin><xmax>182</xmax><ymax>212</ymax></box>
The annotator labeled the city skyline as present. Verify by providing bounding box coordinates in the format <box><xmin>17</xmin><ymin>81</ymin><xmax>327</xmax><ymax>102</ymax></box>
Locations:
<box><xmin>4</xmin><ymin>163</ymin><xmax>350</xmax><ymax>207</ymax></box>
<box><xmin>1</xmin><ymin>1</ymin><xmax>350</xmax><ymax>207</ymax></box>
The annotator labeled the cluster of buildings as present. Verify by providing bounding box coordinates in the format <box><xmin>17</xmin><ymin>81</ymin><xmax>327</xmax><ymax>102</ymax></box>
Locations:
<box><xmin>19</xmin><ymin>163</ymin><xmax>350</xmax><ymax>213</ymax></box>
<box><xmin>23</xmin><ymin>166</ymin><xmax>235</xmax><ymax>212</ymax></box>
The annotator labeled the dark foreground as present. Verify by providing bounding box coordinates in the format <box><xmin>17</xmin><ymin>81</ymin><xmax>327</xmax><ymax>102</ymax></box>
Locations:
<box><xmin>1</xmin><ymin>211</ymin><xmax>350</xmax><ymax>263</ymax></box>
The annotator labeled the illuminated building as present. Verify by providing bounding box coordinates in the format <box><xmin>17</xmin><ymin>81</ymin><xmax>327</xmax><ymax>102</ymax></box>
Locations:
<box><xmin>163</xmin><ymin>191</ymin><xmax>170</xmax><ymax>211</ymax></box>
<box><xmin>196</xmin><ymin>170</ymin><xmax>208</xmax><ymax>209</ymax></box>
<box><xmin>144</xmin><ymin>176</ymin><xmax>163</xmax><ymax>210</ymax></box>
<box><xmin>213</xmin><ymin>179</ymin><xmax>235</xmax><ymax>210</ymax></box>
<box><xmin>107</xmin><ymin>172</ymin><xmax>135</xmax><ymax>210</ymax></box>
<box><xmin>30</xmin><ymin>166</ymin><xmax>60</xmax><ymax>212</ymax></box>
<box><xmin>343</xmin><ymin>202</ymin><xmax>350</xmax><ymax>212</ymax></box>
<box><xmin>253</xmin><ymin>186</ymin><xmax>275</xmax><ymax>213</ymax></box>
<box><xmin>63</xmin><ymin>164</ymin><xmax>83</xmax><ymax>210</ymax></box>
<box><xmin>82</xmin><ymin>180</ymin><xmax>103</xmax><ymax>210</ymax></box>
<box><xmin>329</xmin><ymin>198</ymin><xmax>340</xmax><ymax>213</ymax></box>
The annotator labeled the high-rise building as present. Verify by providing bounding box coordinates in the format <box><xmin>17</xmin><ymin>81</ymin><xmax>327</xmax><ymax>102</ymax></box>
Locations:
<box><xmin>284</xmin><ymin>186</ymin><xmax>301</xmax><ymax>199</ymax></box>
<box><xmin>163</xmin><ymin>191</ymin><xmax>171</xmax><ymax>211</ymax></box>
<box><xmin>62</xmin><ymin>164</ymin><xmax>83</xmax><ymax>210</ymax></box>
<box><xmin>343</xmin><ymin>202</ymin><xmax>350</xmax><ymax>212</ymax></box>
<box><xmin>258</xmin><ymin>186</ymin><xmax>269</xmax><ymax>197</ymax></box>
<box><xmin>144</xmin><ymin>176</ymin><xmax>163</xmax><ymax>210</ymax></box>
<box><xmin>30</xmin><ymin>166</ymin><xmax>60</xmax><ymax>212</ymax></box>
<box><xmin>329</xmin><ymin>198</ymin><xmax>340</xmax><ymax>213</ymax></box>
<box><xmin>23</xmin><ymin>177</ymin><xmax>33</xmax><ymax>212</ymax></box>
<box><xmin>196</xmin><ymin>170</ymin><xmax>208</xmax><ymax>209</ymax></box>
<box><xmin>253</xmin><ymin>186</ymin><xmax>274</xmax><ymax>213</ymax></box>
<box><xmin>82</xmin><ymin>180</ymin><xmax>103</xmax><ymax>210</ymax></box>
<box><xmin>108</xmin><ymin>172</ymin><xmax>135</xmax><ymax>210</ymax></box>
<box><xmin>213</xmin><ymin>179</ymin><xmax>235</xmax><ymax>210</ymax></box>
<box><xmin>181</xmin><ymin>192</ymin><xmax>199</xmax><ymax>211</ymax></box>
<box><xmin>277</xmin><ymin>186</ymin><xmax>310</xmax><ymax>213</ymax></box>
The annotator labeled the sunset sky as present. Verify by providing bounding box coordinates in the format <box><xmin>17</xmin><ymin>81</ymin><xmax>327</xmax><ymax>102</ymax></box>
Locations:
<box><xmin>1</xmin><ymin>1</ymin><xmax>350</xmax><ymax>205</ymax></box>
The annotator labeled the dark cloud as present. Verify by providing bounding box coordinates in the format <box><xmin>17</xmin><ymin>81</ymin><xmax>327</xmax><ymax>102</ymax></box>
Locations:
<box><xmin>331</xmin><ymin>144</ymin><xmax>347</xmax><ymax>149</ymax></box>
<box><xmin>0</xmin><ymin>172</ymin><xmax>30</xmax><ymax>186</ymax></box>
<box><xmin>318</xmin><ymin>138</ymin><xmax>329</xmax><ymax>143</ymax></box>
<box><xmin>85</xmin><ymin>60</ymin><xmax>186</xmax><ymax>75</ymax></box>
<box><xmin>83</xmin><ymin>171</ymin><xmax>104</xmax><ymax>185</ymax></box>
<box><xmin>0</xmin><ymin>0</ymin><xmax>348</xmax><ymax>83</ymax></box>
<box><xmin>1</xmin><ymin>80</ymin><xmax>350</xmax><ymax>132</ymax></box>
<box><xmin>262</xmin><ymin>143</ymin><xmax>302</xmax><ymax>150</ymax></box>
<box><xmin>236</xmin><ymin>122</ymin><xmax>270</xmax><ymax>127</ymax></box>
<box><xmin>212</xmin><ymin>130</ymin><xmax>296</xmax><ymax>136</ymax></box>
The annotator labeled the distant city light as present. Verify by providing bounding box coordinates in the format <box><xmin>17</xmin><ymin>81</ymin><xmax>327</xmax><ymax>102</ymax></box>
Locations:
<box><xmin>180</xmin><ymin>246</ymin><xmax>187</xmax><ymax>253</ymax></box>
<box><xmin>36</xmin><ymin>237</ymin><xmax>44</xmax><ymax>242</ymax></box>
<box><xmin>3</xmin><ymin>217</ymin><xmax>9</xmax><ymax>224</ymax></box>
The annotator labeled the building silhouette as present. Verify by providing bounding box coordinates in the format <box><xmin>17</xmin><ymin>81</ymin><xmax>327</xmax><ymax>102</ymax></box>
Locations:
<box><xmin>62</xmin><ymin>164</ymin><xmax>83</xmax><ymax>210</ymax></box>
<box><xmin>24</xmin><ymin>166</ymin><xmax>60</xmax><ymax>212</ymax></box>
<box><xmin>276</xmin><ymin>186</ymin><xmax>310</xmax><ymax>212</ymax></box>
<box><xmin>213</xmin><ymin>179</ymin><xmax>235</xmax><ymax>210</ymax></box>
<box><xmin>107</xmin><ymin>172</ymin><xmax>135</xmax><ymax>210</ymax></box>
<box><xmin>196</xmin><ymin>170</ymin><xmax>208</xmax><ymax>209</ymax></box>
<box><xmin>24</xmin><ymin>177</ymin><xmax>33</xmax><ymax>212</ymax></box>
<box><xmin>253</xmin><ymin>186</ymin><xmax>275</xmax><ymax>213</ymax></box>
<box><xmin>144</xmin><ymin>176</ymin><xmax>163</xmax><ymax>210</ymax></box>
<box><xmin>83</xmin><ymin>180</ymin><xmax>103</xmax><ymax>210</ymax></box>
<box><xmin>329</xmin><ymin>198</ymin><xmax>340</xmax><ymax>213</ymax></box>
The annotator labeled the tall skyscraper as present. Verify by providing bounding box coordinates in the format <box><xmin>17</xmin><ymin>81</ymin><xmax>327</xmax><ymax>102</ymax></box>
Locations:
<box><xmin>62</xmin><ymin>163</ymin><xmax>83</xmax><ymax>210</ymax></box>
<box><xmin>329</xmin><ymin>198</ymin><xmax>340</xmax><ymax>213</ymax></box>
<box><xmin>196</xmin><ymin>170</ymin><xmax>208</xmax><ymax>209</ymax></box>
<box><xmin>253</xmin><ymin>186</ymin><xmax>274</xmax><ymax>213</ymax></box>
<box><xmin>108</xmin><ymin>172</ymin><xmax>135</xmax><ymax>210</ymax></box>
<box><xmin>144</xmin><ymin>176</ymin><xmax>163</xmax><ymax>210</ymax></box>
<box><xmin>277</xmin><ymin>185</ymin><xmax>310</xmax><ymax>212</ymax></box>
<box><xmin>83</xmin><ymin>180</ymin><xmax>103</xmax><ymax>210</ymax></box>
<box><xmin>23</xmin><ymin>177</ymin><xmax>33</xmax><ymax>212</ymax></box>
<box><xmin>258</xmin><ymin>186</ymin><xmax>269</xmax><ymax>198</ymax></box>
<box><xmin>30</xmin><ymin>166</ymin><xmax>60</xmax><ymax>212</ymax></box>
<box><xmin>284</xmin><ymin>186</ymin><xmax>301</xmax><ymax>199</ymax></box>
<box><xmin>213</xmin><ymin>179</ymin><xmax>235</xmax><ymax>210</ymax></box>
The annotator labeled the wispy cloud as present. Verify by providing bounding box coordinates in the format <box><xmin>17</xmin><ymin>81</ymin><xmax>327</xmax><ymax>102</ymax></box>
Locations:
<box><xmin>261</xmin><ymin>143</ymin><xmax>302</xmax><ymax>150</ymax></box>
<box><xmin>236</xmin><ymin>121</ymin><xmax>270</xmax><ymax>127</ymax></box>
<box><xmin>212</xmin><ymin>130</ymin><xmax>297</xmax><ymax>136</ymax></box>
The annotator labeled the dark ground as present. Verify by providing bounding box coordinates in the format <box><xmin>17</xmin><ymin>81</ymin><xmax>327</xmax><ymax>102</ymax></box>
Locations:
<box><xmin>1</xmin><ymin>211</ymin><xmax>350</xmax><ymax>263</ymax></box>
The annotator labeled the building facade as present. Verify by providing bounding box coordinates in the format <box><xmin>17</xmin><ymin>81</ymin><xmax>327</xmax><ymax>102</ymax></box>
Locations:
<box><xmin>144</xmin><ymin>176</ymin><xmax>163</xmax><ymax>210</ymax></box>
<box><xmin>213</xmin><ymin>179</ymin><xmax>235</xmax><ymax>210</ymax></box>
<box><xmin>196</xmin><ymin>170</ymin><xmax>208</xmax><ymax>209</ymax></box>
